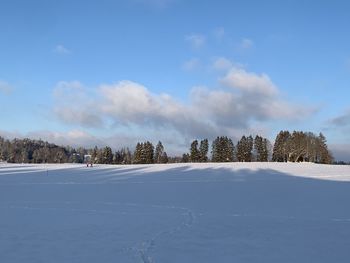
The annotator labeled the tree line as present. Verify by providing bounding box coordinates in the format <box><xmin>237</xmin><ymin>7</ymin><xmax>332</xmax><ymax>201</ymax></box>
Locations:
<box><xmin>184</xmin><ymin>135</ymin><xmax>271</xmax><ymax>163</ymax></box>
<box><xmin>0</xmin><ymin>137</ymin><xmax>170</xmax><ymax>165</ymax></box>
<box><xmin>272</xmin><ymin>131</ymin><xmax>332</xmax><ymax>163</ymax></box>
<box><xmin>0</xmin><ymin>130</ymin><xmax>334</xmax><ymax>165</ymax></box>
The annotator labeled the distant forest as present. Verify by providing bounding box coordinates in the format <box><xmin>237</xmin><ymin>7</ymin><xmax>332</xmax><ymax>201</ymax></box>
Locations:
<box><xmin>0</xmin><ymin>130</ymin><xmax>334</xmax><ymax>165</ymax></box>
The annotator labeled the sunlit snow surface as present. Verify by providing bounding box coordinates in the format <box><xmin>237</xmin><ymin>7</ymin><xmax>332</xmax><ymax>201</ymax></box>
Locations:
<box><xmin>1</xmin><ymin>162</ymin><xmax>350</xmax><ymax>262</ymax></box>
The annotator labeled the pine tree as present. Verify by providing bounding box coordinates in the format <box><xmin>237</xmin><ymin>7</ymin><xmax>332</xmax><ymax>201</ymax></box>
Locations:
<box><xmin>103</xmin><ymin>146</ymin><xmax>113</xmax><ymax>164</ymax></box>
<box><xmin>254</xmin><ymin>135</ymin><xmax>263</xmax><ymax>162</ymax></box>
<box><xmin>190</xmin><ymin>140</ymin><xmax>200</xmax><ymax>162</ymax></box>
<box><xmin>225</xmin><ymin>137</ymin><xmax>234</xmax><ymax>162</ymax></box>
<box><xmin>318</xmin><ymin>133</ymin><xmax>333</xmax><ymax>164</ymax></box>
<box><xmin>113</xmin><ymin>151</ymin><xmax>122</xmax><ymax>164</ymax></box>
<box><xmin>211</xmin><ymin>137</ymin><xmax>220</xmax><ymax>162</ymax></box>
<box><xmin>254</xmin><ymin>135</ymin><xmax>269</xmax><ymax>162</ymax></box>
<box><xmin>182</xmin><ymin>153</ymin><xmax>190</xmax><ymax>163</ymax></box>
<box><xmin>91</xmin><ymin>146</ymin><xmax>99</xmax><ymax>163</ymax></box>
<box><xmin>199</xmin><ymin>139</ymin><xmax>209</xmax><ymax>162</ymax></box>
<box><xmin>236</xmin><ymin>136</ymin><xmax>246</xmax><ymax>162</ymax></box>
<box><xmin>272</xmin><ymin>131</ymin><xmax>291</xmax><ymax>162</ymax></box>
<box><xmin>133</xmin><ymin>141</ymin><xmax>154</xmax><ymax>164</ymax></box>
<box><xmin>144</xmin><ymin>141</ymin><xmax>154</xmax><ymax>164</ymax></box>
<box><xmin>245</xmin><ymin>135</ymin><xmax>253</xmax><ymax>162</ymax></box>
<box><xmin>161</xmin><ymin>152</ymin><xmax>168</xmax><ymax>163</ymax></box>
<box><xmin>154</xmin><ymin>141</ymin><xmax>164</xmax><ymax>164</ymax></box>
<box><xmin>212</xmin><ymin>136</ymin><xmax>234</xmax><ymax>162</ymax></box>
<box><xmin>261</xmin><ymin>138</ymin><xmax>269</xmax><ymax>162</ymax></box>
<box><xmin>133</xmin><ymin>142</ymin><xmax>143</xmax><ymax>164</ymax></box>
<box><xmin>121</xmin><ymin>147</ymin><xmax>132</xmax><ymax>164</ymax></box>
<box><xmin>96</xmin><ymin>148</ymin><xmax>104</xmax><ymax>164</ymax></box>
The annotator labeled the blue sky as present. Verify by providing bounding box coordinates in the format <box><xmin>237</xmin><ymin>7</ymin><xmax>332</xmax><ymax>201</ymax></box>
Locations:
<box><xmin>1</xmin><ymin>0</ymin><xmax>350</xmax><ymax>160</ymax></box>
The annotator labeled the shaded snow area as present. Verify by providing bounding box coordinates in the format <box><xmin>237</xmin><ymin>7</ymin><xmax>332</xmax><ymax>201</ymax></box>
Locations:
<box><xmin>1</xmin><ymin>162</ymin><xmax>350</xmax><ymax>263</ymax></box>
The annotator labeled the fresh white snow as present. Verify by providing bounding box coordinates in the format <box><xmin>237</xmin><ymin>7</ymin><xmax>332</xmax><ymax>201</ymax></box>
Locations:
<box><xmin>1</xmin><ymin>162</ymin><xmax>350</xmax><ymax>262</ymax></box>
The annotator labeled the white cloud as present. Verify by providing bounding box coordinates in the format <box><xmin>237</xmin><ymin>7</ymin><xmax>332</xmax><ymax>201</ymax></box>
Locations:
<box><xmin>0</xmin><ymin>80</ymin><xmax>13</xmax><ymax>94</ymax></box>
<box><xmin>213</xmin><ymin>27</ymin><xmax>225</xmax><ymax>40</ymax></box>
<box><xmin>239</xmin><ymin>38</ymin><xmax>254</xmax><ymax>50</ymax></box>
<box><xmin>221</xmin><ymin>68</ymin><xmax>278</xmax><ymax>96</ymax></box>
<box><xmin>1</xmin><ymin>63</ymin><xmax>315</xmax><ymax>155</ymax></box>
<box><xmin>182</xmin><ymin>58</ymin><xmax>201</xmax><ymax>71</ymax></box>
<box><xmin>212</xmin><ymin>57</ymin><xmax>233</xmax><ymax>71</ymax></box>
<box><xmin>97</xmin><ymin>81</ymin><xmax>216</xmax><ymax>139</ymax></box>
<box><xmin>220</xmin><ymin>67</ymin><xmax>312</xmax><ymax>120</ymax></box>
<box><xmin>99</xmin><ymin>81</ymin><xmax>160</xmax><ymax>123</ymax></box>
<box><xmin>48</xmin><ymin>56</ymin><xmax>316</xmax><ymax>154</ymax></box>
<box><xmin>52</xmin><ymin>64</ymin><xmax>312</xmax><ymax>145</ymax></box>
<box><xmin>54</xmin><ymin>44</ymin><xmax>71</xmax><ymax>54</ymax></box>
<box><xmin>54</xmin><ymin>109</ymin><xmax>103</xmax><ymax>128</ymax></box>
<box><xmin>33</xmin><ymin>130</ymin><xmax>100</xmax><ymax>148</ymax></box>
<box><xmin>185</xmin><ymin>34</ymin><xmax>206</xmax><ymax>49</ymax></box>
<box><xmin>52</xmin><ymin>81</ymin><xmax>103</xmax><ymax>128</ymax></box>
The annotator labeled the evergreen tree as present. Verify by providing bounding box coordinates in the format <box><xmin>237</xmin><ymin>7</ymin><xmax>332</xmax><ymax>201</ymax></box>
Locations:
<box><xmin>95</xmin><ymin>148</ymin><xmax>103</xmax><ymax>164</ymax></box>
<box><xmin>261</xmin><ymin>138</ymin><xmax>269</xmax><ymax>162</ymax></box>
<box><xmin>254</xmin><ymin>135</ymin><xmax>263</xmax><ymax>162</ymax></box>
<box><xmin>0</xmin><ymin>131</ymin><xmax>333</xmax><ymax>165</ymax></box>
<box><xmin>199</xmin><ymin>139</ymin><xmax>209</xmax><ymax>162</ymax></box>
<box><xmin>113</xmin><ymin>150</ymin><xmax>123</xmax><ymax>164</ymax></box>
<box><xmin>272</xmin><ymin>131</ymin><xmax>291</xmax><ymax>162</ymax></box>
<box><xmin>161</xmin><ymin>152</ymin><xmax>168</xmax><ymax>163</ymax></box>
<box><xmin>182</xmin><ymin>153</ymin><xmax>190</xmax><ymax>163</ymax></box>
<box><xmin>154</xmin><ymin>141</ymin><xmax>164</xmax><ymax>164</ymax></box>
<box><xmin>245</xmin><ymin>135</ymin><xmax>254</xmax><ymax>162</ymax></box>
<box><xmin>190</xmin><ymin>140</ymin><xmax>200</xmax><ymax>162</ymax></box>
<box><xmin>122</xmin><ymin>148</ymin><xmax>132</xmax><ymax>164</ymax></box>
<box><xmin>115</xmin><ymin>147</ymin><xmax>132</xmax><ymax>164</ymax></box>
<box><xmin>318</xmin><ymin>133</ymin><xmax>333</xmax><ymax>164</ymax></box>
<box><xmin>103</xmin><ymin>146</ymin><xmax>113</xmax><ymax>164</ymax></box>
<box><xmin>254</xmin><ymin>135</ymin><xmax>269</xmax><ymax>162</ymax></box>
<box><xmin>144</xmin><ymin>141</ymin><xmax>154</xmax><ymax>164</ymax></box>
<box><xmin>133</xmin><ymin>142</ymin><xmax>143</xmax><ymax>164</ymax></box>
<box><xmin>211</xmin><ymin>137</ymin><xmax>220</xmax><ymax>162</ymax></box>
<box><xmin>212</xmin><ymin>136</ymin><xmax>234</xmax><ymax>162</ymax></box>
<box><xmin>91</xmin><ymin>146</ymin><xmax>98</xmax><ymax>163</ymax></box>
<box><xmin>236</xmin><ymin>136</ymin><xmax>246</xmax><ymax>162</ymax></box>
<box><xmin>225</xmin><ymin>137</ymin><xmax>235</xmax><ymax>162</ymax></box>
<box><xmin>133</xmin><ymin>141</ymin><xmax>154</xmax><ymax>164</ymax></box>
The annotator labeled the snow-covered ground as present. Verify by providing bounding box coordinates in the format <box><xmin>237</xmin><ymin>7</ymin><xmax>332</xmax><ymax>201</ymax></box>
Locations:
<box><xmin>1</xmin><ymin>162</ymin><xmax>350</xmax><ymax>262</ymax></box>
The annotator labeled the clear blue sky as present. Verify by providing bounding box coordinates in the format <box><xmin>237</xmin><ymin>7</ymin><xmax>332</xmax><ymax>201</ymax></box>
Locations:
<box><xmin>1</xmin><ymin>0</ymin><xmax>350</xmax><ymax>160</ymax></box>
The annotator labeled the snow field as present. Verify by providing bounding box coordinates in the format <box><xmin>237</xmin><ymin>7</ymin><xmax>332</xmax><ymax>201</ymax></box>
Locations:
<box><xmin>1</xmin><ymin>162</ymin><xmax>350</xmax><ymax>262</ymax></box>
